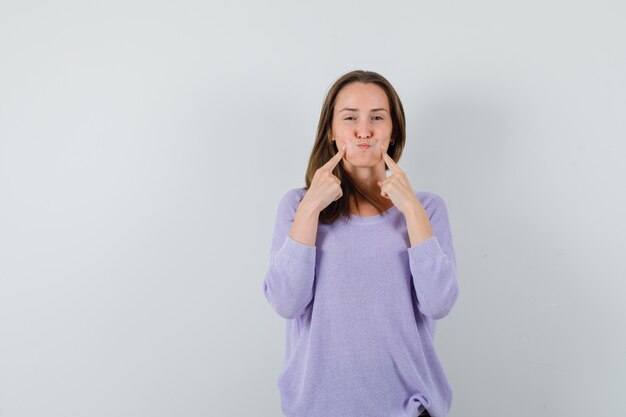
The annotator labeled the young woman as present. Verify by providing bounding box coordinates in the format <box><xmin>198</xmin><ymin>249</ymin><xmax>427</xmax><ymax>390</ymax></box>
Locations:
<box><xmin>263</xmin><ymin>70</ymin><xmax>459</xmax><ymax>417</ymax></box>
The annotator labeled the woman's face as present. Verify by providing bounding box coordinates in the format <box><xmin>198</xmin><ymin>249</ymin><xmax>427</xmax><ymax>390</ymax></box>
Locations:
<box><xmin>330</xmin><ymin>82</ymin><xmax>393</xmax><ymax>167</ymax></box>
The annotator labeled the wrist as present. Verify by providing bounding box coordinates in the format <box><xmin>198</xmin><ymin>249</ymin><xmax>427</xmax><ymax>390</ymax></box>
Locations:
<box><xmin>402</xmin><ymin>199</ymin><xmax>423</xmax><ymax>217</ymax></box>
<box><xmin>299</xmin><ymin>196</ymin><xmax>322</xmax><ymax>217</ymax></box>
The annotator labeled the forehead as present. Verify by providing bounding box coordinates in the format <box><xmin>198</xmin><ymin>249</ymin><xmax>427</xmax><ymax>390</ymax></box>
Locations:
<box><xmin>335</xmin><ymin>82</ymin><xmax>389</xmax><ymax>110</ymax></box>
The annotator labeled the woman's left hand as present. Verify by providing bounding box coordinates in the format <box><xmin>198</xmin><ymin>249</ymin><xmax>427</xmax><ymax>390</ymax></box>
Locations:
<box><xmin>376</xmin><ymin>144</ymin><xmax>422</xmax><ymax>216</ymax></box>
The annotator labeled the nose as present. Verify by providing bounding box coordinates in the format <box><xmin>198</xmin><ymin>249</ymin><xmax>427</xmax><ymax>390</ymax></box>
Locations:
<box><xmin>355</xmin><ymin>120</ymin><xmax>372</xmax><ymax>139</ymax></box>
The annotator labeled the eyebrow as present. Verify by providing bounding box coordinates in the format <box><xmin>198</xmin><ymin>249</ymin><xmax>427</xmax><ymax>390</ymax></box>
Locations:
<box><xmin>338</xmin><ymin>107</ymin><xmax>389</xmax><ymax>113</ymax></box>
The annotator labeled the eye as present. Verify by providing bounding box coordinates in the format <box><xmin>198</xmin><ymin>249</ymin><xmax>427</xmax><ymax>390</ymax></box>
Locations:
<box><xmin>344</xmin><ymin>116</ymin><xmax>355</xmax><ymax>120</ymax></box>
<box><xmin>372</xmin><ymin>115</ymin><xmax>384</xmax><ymax>120</ymax></box>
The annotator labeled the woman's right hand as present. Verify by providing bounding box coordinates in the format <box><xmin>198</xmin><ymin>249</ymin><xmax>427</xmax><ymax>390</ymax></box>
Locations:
<box><xmin>303</xmin><ymin>144</ymin><xmax>347</xmax><ymax>213</ymax></box>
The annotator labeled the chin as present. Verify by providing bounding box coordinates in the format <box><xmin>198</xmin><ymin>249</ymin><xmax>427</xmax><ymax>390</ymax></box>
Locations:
<box><xmin>346</xmin><ymin>160</ymin><xmax>378</xmax><ymax>168</ymax></box>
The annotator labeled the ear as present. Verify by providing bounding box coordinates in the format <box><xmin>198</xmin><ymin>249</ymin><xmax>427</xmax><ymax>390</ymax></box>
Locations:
<box><xmin>328</xmin><ymin>129</ymin><xmax>337</xmax><ymax>148</ymax></box>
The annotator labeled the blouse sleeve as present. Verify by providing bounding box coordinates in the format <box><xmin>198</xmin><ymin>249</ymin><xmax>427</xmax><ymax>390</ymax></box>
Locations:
<box><xmin>262</xmin><ymin>188</ymin><xmax>317</xmax><ymax>319</ymax></box>
<box><xmin>407</xmin><ymin>192</ymin><xmax>459</xmax><ymax>320</ymax></box>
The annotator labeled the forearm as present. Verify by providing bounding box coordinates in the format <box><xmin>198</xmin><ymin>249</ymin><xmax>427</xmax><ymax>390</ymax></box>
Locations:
<box><xmin>288</xmin><ymin>197</ymin><xmax>321</xmax><ymax>247</ymax></box>
<box><xmin>404</xmin><ymin>203</ymin><xmax>434</xmax><ymax>247</ymax></box>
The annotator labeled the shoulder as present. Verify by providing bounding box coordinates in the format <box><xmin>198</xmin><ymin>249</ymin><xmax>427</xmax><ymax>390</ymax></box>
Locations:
<box><xmin>415</xmin><ymin>190</ymin><xmax>449</xmax><ymax>217</ymax></box>
<box><xmin>276</xmin><ymin>186</ymin><xmax>308</xmax><ymax>216</ymax></box>
<box><xmin>279</xmin><ymin>186</ymin><xmax>307</xmax><ymax>206</ymax></box>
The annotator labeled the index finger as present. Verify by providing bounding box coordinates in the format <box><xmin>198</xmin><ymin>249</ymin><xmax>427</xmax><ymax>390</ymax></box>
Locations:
<box><xmin>380</xmin><ymin>144</ymin><xmax>402</xmax><ymax>173</ymax></box>
<box><xmin>322</xmin><ymin>144</ymin><xmax>346</xmax><ymax>171</ymax></box>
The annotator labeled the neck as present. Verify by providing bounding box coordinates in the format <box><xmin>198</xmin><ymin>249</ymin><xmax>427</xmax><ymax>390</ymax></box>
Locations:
<box><xmin>341</xmin><ymin>158</ymin><xmax>391</xmax><ymax>211</ymax></box>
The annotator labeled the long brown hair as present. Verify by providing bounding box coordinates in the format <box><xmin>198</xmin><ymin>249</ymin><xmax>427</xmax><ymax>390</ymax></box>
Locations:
<box><xmin>305</xmin><ymin>70</ymin><xmax>406</xmax><ymax>224</ymax></box>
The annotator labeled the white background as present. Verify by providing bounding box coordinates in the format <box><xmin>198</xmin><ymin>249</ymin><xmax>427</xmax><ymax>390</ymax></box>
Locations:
<box><xmin>1</xmin><ymin>1</ymin><xmax>624</xmax><ymax>416</ymax></box>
